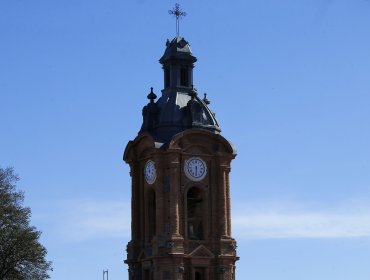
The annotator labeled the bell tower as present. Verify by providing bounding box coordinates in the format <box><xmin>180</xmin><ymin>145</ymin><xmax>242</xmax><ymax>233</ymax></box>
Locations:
<box><xmin>123</xmin><ymin>35</ymin><xmax>238</xmax><ymax>280</ymax></box>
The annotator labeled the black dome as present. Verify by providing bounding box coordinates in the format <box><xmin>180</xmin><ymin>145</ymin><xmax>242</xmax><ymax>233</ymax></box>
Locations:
<box><xmin>139</xmin><ymin>37</ymin><xmax>220</xmax><ymax>144</ymax></box>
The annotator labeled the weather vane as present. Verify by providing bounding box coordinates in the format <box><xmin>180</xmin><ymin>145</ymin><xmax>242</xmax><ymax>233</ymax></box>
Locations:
<box><xmin>169</xmin><ymin>3</ymin><xmax>186</xmax><ymax>37</ymax></box>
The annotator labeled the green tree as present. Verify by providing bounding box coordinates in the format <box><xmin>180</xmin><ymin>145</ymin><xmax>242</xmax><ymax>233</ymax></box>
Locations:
<box><xmin>0</xmin><ymin>167</ymin><xmax>52</xmax><ymax>280</ymax></box>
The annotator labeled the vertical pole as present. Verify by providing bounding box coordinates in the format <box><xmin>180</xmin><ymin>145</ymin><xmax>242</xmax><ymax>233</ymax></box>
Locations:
<box><xmin>103</xmin><ymin>270</ymin><xmax>108</xmax><ymax>280</ymax></box>
<box><xmin>178</xmin><ymin>18</ymin><xmax>179</xmax><ymax>36</ymax></box>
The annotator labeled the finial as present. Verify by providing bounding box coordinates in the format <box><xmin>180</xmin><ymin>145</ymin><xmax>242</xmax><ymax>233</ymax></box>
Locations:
<box><xmin>147</xmin><ymin>87</ymin><xmax>157</xmax><ymax>103</ymax></box>
<box><xmin>168</xmin><ymin>3</ymin><xmax>186</xmax><ymax>37</ymax></box>
<box><xmin>188</xmin><ymin>85</ymin><xmax>197</xmax><ymax>99</ymax></box>
<box><xmin>203</xmin><ymin>93</ymin><xmax>210</xmax><ymax>105</ymax></box>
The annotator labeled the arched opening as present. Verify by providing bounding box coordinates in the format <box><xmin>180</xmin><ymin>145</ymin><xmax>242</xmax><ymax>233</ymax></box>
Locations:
<box><xmin>187</xmin><ymin>187</ymin><xmax>203</xmax><ymax>240</ymax></box>
<box><xmin>147</xmin><ymin>188</ymin><xmax>156</xmax><ymax>241</ymax></box>
<box><xmin>180</xmin><ymin>67</ymin><xmax>189</xmax><ymax>87</ymax></box>
<box><xmin>143</xmin><ymin>269</ymin><xmax>153</xmax><ymax>280</ymax></box>
<box><xmin>164</xmin><ymin>67</ymin><xmax>170</xmax><ymax>88</ymax></box>
<box><xmin>195</xmin><ymin>271</ymin><xmax>203</xmax><ymax>280</ymax></box>
<box><xmin>194</xmin><ymin>268</ymin><xmax>205</xmax><ymax>280</ymax></box>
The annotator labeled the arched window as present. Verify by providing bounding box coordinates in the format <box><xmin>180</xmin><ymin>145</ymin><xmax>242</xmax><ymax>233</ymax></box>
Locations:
<box><xmin>187</xmin><ymin>187</ymin><xmax>203</xmax><ymax>240</ymax></box>
<box><xmin>147</xmin><ymin>188</ymin><xmax>156</xmax><ymax>241</ymax></box>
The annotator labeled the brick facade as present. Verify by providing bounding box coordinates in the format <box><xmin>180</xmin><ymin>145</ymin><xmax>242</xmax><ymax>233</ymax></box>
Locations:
<box><xmin>123</xmin><ymin>36</ymin><xmax>238</xmax><ymax>280</ymax></box>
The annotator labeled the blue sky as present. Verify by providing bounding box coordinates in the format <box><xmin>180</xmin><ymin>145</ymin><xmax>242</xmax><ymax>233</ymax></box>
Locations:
<box><xmin>1</xmin><ymin>0</ymin><xmax>370</xmax><ymax>279</ymax></box>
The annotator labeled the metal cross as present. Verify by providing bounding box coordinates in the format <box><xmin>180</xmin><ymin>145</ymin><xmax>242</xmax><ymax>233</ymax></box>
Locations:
<box><xmin>168</xmin><ymin>3</ymin><xmax>186</xmax><ymax>37</ymax></box>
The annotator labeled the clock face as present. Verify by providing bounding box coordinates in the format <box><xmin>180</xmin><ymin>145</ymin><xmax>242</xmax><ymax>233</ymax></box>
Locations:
<box><xmin>184</xmin><ymin>157</ymin><xmax>207</xmax><ymax>181</ymax></box>
<box><xmin>144</xmin><ymin>160</ymin><xmax>156</xmax><ymax>184</ymax></box>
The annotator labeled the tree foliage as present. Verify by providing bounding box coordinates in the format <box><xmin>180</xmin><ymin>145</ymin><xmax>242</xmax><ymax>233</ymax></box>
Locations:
<box><xmin>0</xmin><ymin>167</ymin><xmax>52</xmax><ymax>280</ymax></box>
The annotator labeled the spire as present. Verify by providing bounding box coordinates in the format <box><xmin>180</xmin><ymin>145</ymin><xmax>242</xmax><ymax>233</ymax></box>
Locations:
<box><xmin>147</xmin><ymin>87</ymin><xmax>157</xmax><ymax>103</ymax></box>
<box><xmin>203</xmin><ymin>93</ymin><xmax>210</xmax><ymax>105</ymax></box>
<box><xmin>140</xmin><ymin>87</ymin><xmax>159</xmax><ymax>133</ymax></box>
<box><xmin>189</xmin><ymin>85</ymin><xmax>197</xmax><ymax>99</ymax></box>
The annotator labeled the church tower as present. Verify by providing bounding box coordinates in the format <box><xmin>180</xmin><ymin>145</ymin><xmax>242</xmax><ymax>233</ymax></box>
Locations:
<box><xmin>123</xmin><ymin>32</ymin><xmax>238</xmax><ymax>280</ymax></box>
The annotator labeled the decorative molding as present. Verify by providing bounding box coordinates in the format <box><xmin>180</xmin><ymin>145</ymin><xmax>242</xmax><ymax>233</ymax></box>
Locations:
<box><xmin>188</xmin><ymin>245</ymin><xmax>215</xmax><ymax>258</ymax></box>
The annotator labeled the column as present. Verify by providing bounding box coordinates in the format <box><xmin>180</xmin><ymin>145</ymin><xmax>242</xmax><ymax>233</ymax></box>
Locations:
<box><xmin>218</xmin><ymin>164</ymin><xmax>228</xmax><ymax>238</ymax></box>
<box><xmin>168</xmin><ymin>154</ymin><xmax>181</xmax><ymax>236</ymax></box>
<box><xmin>225</xmin><ymin>167</ymin><xmax>231</xmax><ymax>237</ymax></box>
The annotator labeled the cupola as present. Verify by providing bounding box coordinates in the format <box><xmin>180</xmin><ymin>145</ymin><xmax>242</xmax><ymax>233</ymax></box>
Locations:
<box><xmin>140</xmin><ymin>37</ymin><xmax>220</xmax><ymax>144</ymax></box>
